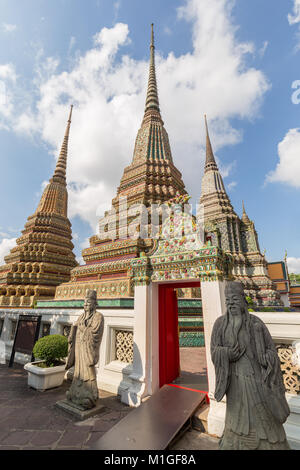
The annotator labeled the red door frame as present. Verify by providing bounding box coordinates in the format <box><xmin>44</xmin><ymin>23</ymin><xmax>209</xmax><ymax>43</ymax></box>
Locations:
<box><xmin>158</xmin><ymin>281</ymin><xmax>200</xmax><ymax>388</ymax></box>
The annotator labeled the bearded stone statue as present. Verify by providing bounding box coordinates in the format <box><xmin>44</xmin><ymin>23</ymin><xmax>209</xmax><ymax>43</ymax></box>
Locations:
<box><xmin>65</xmin><ymin>289</ymin><xmax>104</xmax><ymax>410</ymax></box>
<box><xmin>211</xmin><ymin>281</ymin><xmax>290</xmax><ymax>450</ymax></box>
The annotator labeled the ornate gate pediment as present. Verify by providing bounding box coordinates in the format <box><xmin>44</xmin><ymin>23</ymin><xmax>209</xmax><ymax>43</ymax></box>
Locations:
<box><xmin>130</xmin><ymin>195</ymin><xmax>233</xmax><ymax>285</ymax></box>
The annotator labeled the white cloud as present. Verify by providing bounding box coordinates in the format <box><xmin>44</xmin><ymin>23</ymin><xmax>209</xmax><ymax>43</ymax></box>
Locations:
<box><xmin>69</xmin><ymin>36</ymin><xmax>76</xmax><ymax>52</ymax></box>
<box><xmin>1</xmin><ymin>1</ymin><xmax>270</xmax><ymax>231</ymax></box>
<box><xmin>75</xmin><ymin>236</ymin><xmax>91</xmax><ymax>265</ymax></box>
<box><xmin>288</xmin><ymin>0</ymin><xmax>300</xmax><ymax>25</ymax></box>
<box><xmin>0</xmin><ymin>237</ymin><xmax>16</xmax><ymax>264</ymax></box>
<box><xmin>219</xmin><ymin>159</ymin><xmax>237</xmax><ymax>179</ymax></box>
<box><xmin>0</xmin><ymin>64</ymin><xmax>17</xmax><ymax>123</ymax></box>
<box><xmin>266</xmin><ymin>128</ymin><xmax>300</xmax><ymax>188</ymax></box>
<box><xmin>2</xmin><ymin>23</ymin><xmax>17</xmax><ymax>33</ymax></box>
<box><xmin>258</xmin><ymin>41</ymin><xmax>269</xmax><ymax>58</ymax></box>
<box><xmin>227</xmin><ymin>181</ymin><xmax>237</xmax><ymax>191</ymax></box>
<box><xmin>164</xmin><ymin>26</ymin><xmax>172</xmax><ymax>36</ymax></box>
<box><xmin>288</xmin><ymin>1</ymin><xmax>300</xmax><ymax>50</ymax></box>
<box><xmin>113</xmin><ymin>1</ymin><xmax>121</xmax><ymax>23</ymax></box>
<box><xmin>0</xmin><ymin>64</ymin><xmax>17</xmax><ymax>82</ymax></box>
<box><xmin>287</xmin><ymin>257</ymin><xmax>300</xmax><ymax>274</ymax></box>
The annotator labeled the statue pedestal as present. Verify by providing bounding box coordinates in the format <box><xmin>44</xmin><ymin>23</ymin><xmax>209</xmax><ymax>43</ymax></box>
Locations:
<box><xmin>207</xmin><ymin>396</ymin><xmax>226</xmax><ymax>437</ymax></box>
<box><xmin>55</xmin><ymin>399</ymin><xmax>106</xmax><ymax>421</ymax></box>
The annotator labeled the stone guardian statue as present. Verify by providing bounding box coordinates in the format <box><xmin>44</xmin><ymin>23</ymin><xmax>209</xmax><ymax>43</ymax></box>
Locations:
<box><xmin>211</xmin><ymin>281</ymin><xmax>290</xmax><ymax>450</ymax></box>
<box><xmin>65</xmin><ymin>289</ymin><xmax>104</xmax><ymax>410</ymax></box>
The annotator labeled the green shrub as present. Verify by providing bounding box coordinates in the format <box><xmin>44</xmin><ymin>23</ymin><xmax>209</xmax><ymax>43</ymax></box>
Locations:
<box><xmin>245</xmin><ymin>295</ymin><xmax>254</xmax><ymax>306</ymax></box>
<box><xmin>33</xmin><ymin>334</ymin><xmax>68</xmax><ymax>367</ymax></box>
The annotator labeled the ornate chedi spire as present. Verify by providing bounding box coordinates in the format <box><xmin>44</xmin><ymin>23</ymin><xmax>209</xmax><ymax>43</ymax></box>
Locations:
<box><xmin>204</xmin><ymin>114</ymin><xmax>218</xmax><ymax>172</ymax></box>
<box><xmin>36</xmin><ymin>105</ymin><xmax>73</xmax><ymax>217</ymax></box>
<box><xmin>52</xmin><ymin>104</ymin><xmax>73</xmax><ymax>184</ymax></box>
<box><xmin>0</xmin><ymin>106</ymin><xmax>77</xmax><ymax>307</ymax></box>
<box><xmin>200</xmin><ymin>116</ymin><xmax>279</xmax><ymax>306</ymax></box>
<box><xmin>132</xmin><ymin>24</ymin><xmax>174</xmax><ymax>162</ymax></box>
<box><xmin>112</xmin><ymin>23</ymin><xmax>186</xmax><ymax>213</ymax></box>
<box><xmin>144</xmin><ymin>24</ymin><xmax>160</xmax><ymax>117</ymax></box>
<box><xmin>200</xmin><ymin>115</ymin><xmax>233</xmax><ymax>213</ymax></box>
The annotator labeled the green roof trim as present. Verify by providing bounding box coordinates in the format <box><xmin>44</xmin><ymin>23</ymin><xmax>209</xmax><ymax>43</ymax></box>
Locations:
<box><xmin>36</xmin><ymin>297</ymin><xmax>202</xmax><ymax>310</ymax></box>
<box><xmin>36</xmin><ymin>298</ymin><xmax>135</xmax><ymax>309</ymax></box>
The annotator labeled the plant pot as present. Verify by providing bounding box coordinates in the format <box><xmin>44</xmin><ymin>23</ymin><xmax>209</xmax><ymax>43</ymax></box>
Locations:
<box><xmin>24</xmin><ymin>360</ymin><xmax>66</xmax><ymax>391</ymax></box>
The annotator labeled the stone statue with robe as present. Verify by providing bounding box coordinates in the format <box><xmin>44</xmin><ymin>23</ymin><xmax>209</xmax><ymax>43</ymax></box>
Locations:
<box><xmin>211</xmin><ymin>281</ymin><xmax>290</xmax><ymax>450</ymax></box>
<box><xmin>65</xmin><ymin>289</ymin><xmax>104</xmax><ymax>410</ymax></box>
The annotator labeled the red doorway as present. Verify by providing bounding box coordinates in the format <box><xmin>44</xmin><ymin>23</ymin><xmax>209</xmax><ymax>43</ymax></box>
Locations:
<box><xmin>158</xmin><ymin>281</ymin><xmax>201</xmax><ymax>388</ymax></box>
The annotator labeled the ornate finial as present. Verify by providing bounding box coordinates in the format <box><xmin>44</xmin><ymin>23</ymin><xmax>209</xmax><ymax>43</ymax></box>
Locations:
<box><xmin>284</xmin><ymin>250</ymin><xmax>287</xmax><ymax>261</ymax></box>
<box><xmin>242</xmin><ymin>200</ymin><xmax>245</xmax><ymax>213</ymax></box>
<box><xmin>241</xmin><ymin>200</ymin><xmax>251</xmax><ymax>224</ymax></box>
<box><xmin>68</xmin><ymin>104</ymin><xmax>73</xmax><ymax>123</ymax></box>
<box><xmin>204</xmin><ymin>115</ymin><xmax>217</xmax><ymax>171</ymax></box>
<box><xmin>151</xmin><ymin>23</ymin><xmax>154</xmax><ymax>48</ymax></box>
<box><xmin>52</xmin><ymin>105</ymin><xmax>73</xmax><ymax>184</ymax></box>
<box><xmin>263</xmin><ymin>248</ymin><xmax>266</xmax><ymax>257</ymax></box>
<box><xmin>144</xmin><ymin>23</ymin><xmax>160</xmax><ymax>116</ymax></box>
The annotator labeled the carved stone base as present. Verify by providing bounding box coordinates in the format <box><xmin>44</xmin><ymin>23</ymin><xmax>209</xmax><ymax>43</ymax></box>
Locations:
<box><xmin>55</xmin><ymin>399</ymin><xmax>106</xmax><ymax>420</ymax></box>
<box><xmin>207</xmin><ymin>397</ymin><xmax>226</xmax><ymax>437</ymax></box>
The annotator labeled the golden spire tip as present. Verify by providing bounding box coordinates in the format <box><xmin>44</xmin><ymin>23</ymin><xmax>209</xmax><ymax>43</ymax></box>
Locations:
<box><xmin>204</xmin><ymin>114</ymin><xmax>209</xmax><ymax>133</ymax></box>
<box><xmin>68</xmin><ymin>104</ymin><xmax>73</xmax><ymax>123</ymax></box>
<box><xmin>151</xmin><ymin>23</ymin><xmax>154</xmax><ymax>47</ymax></box>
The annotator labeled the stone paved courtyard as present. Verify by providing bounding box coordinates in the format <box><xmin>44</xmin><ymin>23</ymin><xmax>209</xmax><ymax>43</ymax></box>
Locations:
<box><xmin>0</xmin><ymin>347</ymin><xmax>218</xmax><ymax>451</ymax></box>
<box><xmin>0</xmin><ymin>363</ymin><xmax>133</xmax><ymax>450</ymax></box>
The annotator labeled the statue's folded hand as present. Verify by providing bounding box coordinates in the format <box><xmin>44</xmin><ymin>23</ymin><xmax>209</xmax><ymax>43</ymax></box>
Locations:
<box><xmin>228</xmin><ymin>343</ymin><xmax>242</xmax><ymax>362</ymax></box>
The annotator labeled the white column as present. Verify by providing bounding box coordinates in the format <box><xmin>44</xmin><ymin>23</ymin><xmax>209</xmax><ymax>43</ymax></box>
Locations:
<box><xmin>121</xmin><ymin>282</ymin><xmax>159</xmax><ymax>407</ymax></box>
<box><xmin>281</xmin><ymin>293</ymin><xmax>290</xmax><ymax>308</ymax></box>
<box><xmin>1</xmin><ymin>315</ymin><xmax>12</xmax><ymax>342</ymax></box>
<box><xmin>201</xmin><ymin>279</ymin><xmax>227</xmax><ymax>437</ymax></box>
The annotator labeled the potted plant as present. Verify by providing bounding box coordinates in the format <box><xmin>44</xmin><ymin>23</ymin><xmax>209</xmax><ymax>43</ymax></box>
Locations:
<box><xmin>24</xmin><ymin>334</ymin><xmax>68</xmax><ymax>391</ymax></box>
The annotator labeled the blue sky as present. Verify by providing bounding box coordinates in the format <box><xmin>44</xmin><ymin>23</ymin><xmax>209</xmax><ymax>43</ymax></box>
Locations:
<box><xmin>0</xmin><ymin>0</ymin><xmax>299</xmax><ymax>272</ymax></box>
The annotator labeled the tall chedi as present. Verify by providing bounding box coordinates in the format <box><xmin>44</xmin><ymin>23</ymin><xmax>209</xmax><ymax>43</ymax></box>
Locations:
<box><xmin>200</xmin><ymin>116</ymin><xmax>280</xmax><ymax>306</ymax></box>
<box><xmin>0</xmin><ymin>106</ymin><xmax>77</xmax><ymax>307</ymax></box>
<box><xmin>54</xmin><ymin>24</ymin><xmax>187</xmax><ymax>301</ymax></box>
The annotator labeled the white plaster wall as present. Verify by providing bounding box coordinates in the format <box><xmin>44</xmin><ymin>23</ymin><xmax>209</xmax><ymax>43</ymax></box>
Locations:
<box><xmin>96</xmin><ymin>309</ymin><xmax>135</xmax><ymax>395</ymax></box>
<box><xmin>0</xmin><ymin>308</ymin><xmax>82</xmax><ymax>364</ymax></box>
<box><xmin>201</xmin><ymin>280</ymin><xmax>228</xmax><ymax>437</ymax></box>
<box><xmin>254</xmin><ymin>312</ymin><xmax>300</xmax><ymax>342</ymax></box>
<box><xmin>121</xmin><ymin>284</ymin><xmax>158</xmax><ymax>407</ymax></box>
<box><xmin>280</xmin><ymin>293</ymin><xmax>290</xmax><ymax>308</ymax></box>
<box><xmin>201</xmin><ymin>280</ymin><xmax>227</xmax><ymax>397</ymax></box>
